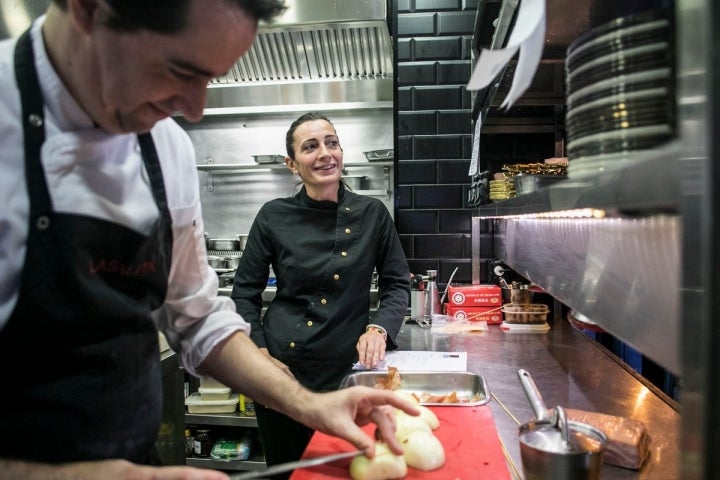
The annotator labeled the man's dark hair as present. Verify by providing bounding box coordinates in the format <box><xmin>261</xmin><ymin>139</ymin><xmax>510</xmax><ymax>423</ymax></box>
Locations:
<box><xmin>52</xmin><ymin>0</ymin><xmax>286</xmax><ymax>33</ymax></box>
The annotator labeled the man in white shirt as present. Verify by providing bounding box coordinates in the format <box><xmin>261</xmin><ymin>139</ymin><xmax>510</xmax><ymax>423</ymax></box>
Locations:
<box><xmin>0</xmin><ymin>1</ymin><xmax>417</xmax><ymax>479</ymax></box>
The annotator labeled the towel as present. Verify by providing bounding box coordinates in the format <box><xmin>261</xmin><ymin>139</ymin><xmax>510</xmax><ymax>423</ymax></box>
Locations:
<box><xmin>566</xmin><ymin>408</ymin><xmax>651</xmax><ymax>470</ymax></box>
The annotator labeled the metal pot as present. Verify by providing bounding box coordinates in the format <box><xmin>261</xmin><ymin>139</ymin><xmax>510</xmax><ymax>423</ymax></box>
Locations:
<box><xmin>517</xmin><ymin>369</ymin><xmax>607</xmax><ymax>480</ymax></box>
<box><xmin>226</xmin><ymin>254</ymin><xmax>241</xmax><ymax>269</ymax></box>
<box><xmin>207</xmin><ymin>255</ymin><xmax>225</xmax><ymax>269</ymax></box>
<box><xmin>208</xmin><ymin>238</ymin><xmax>239</xmax><ymax>251</ymax></box>
<box><xmin>342</xmin><ymin>175</ymin><xmax>369</xmax><ymax>190</ymax></box>
<box><xmin>235</xmin><ymin>234</ymin><xmax>249</xmax><ymax>251</ymax></box>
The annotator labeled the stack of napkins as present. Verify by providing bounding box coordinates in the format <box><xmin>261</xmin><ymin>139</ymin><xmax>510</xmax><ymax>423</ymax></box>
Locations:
<box><xmin>431</xmin><ymin>314</ymin><xmax>489</xmax><ymax>334</ymax></box>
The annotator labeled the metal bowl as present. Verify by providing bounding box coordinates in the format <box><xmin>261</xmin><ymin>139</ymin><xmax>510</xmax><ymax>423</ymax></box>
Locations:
<box><xmin>513</xmin><ymin>175</ymin><xmax>566</xmax><ymax>195</ymax></box>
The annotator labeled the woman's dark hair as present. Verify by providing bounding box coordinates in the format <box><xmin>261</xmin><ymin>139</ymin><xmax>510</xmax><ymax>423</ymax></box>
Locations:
<box><xmin>285</xmin><ymin>111</ymin><xmax>336</xmax><ymax>160</ymax></box>
<box><xmin>52</xmin><ymin>0</ymin><xmax>286</xmax><ymax>34</ymax></box>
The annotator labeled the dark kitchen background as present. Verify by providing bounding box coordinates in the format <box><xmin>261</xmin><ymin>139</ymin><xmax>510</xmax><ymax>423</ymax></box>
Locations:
<box><xmin>395</xmin><ymin>0</ymin><xmax>560</xmax><ymax>285</ymax></box>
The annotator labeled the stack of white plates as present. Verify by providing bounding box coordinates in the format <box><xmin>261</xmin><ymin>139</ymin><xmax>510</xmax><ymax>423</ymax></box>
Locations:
<box><xmin>564</xmin><ymin>9</ymin><xmax>675</xmax><ymax>178</ymax></box>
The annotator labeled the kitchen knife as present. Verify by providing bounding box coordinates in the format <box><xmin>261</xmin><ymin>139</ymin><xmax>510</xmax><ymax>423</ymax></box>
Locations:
<box><xmin>228</xmin><ymin>449</ymin><xmax>364</xmax><ymax>480</ymax></box>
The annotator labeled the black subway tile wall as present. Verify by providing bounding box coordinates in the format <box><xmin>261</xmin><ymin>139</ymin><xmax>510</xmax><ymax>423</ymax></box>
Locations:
<box><xmin>395</xmin><ymin>0</ymin><xmax>555</xmax><ymax>287</ymax></box>
<box><xmin>396</xmin><ymin>0</ymin><xmax>479</xmax><ymax>285</ymax></box>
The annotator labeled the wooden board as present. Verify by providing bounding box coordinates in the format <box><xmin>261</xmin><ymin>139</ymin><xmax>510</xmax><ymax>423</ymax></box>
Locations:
<box><xmin>291</xmin><ymin>405</ymin><xmax>511</xmax><ymax>479</ymax></box>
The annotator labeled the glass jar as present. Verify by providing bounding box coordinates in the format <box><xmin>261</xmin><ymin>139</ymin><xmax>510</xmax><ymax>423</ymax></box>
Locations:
<box><xmin>194</xmin><ymin>428</ymin><xmax>212</xmax><ymax>458</ymax></box>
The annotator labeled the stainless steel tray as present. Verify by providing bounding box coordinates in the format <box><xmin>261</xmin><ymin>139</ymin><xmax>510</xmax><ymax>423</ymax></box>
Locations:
<box><xmin>252</xmin><ymin>154</ymin><xmax>284</xmax><ymax>164</ymax></box>
<box><xmin>339</xmin><ymin>371</ymin><xmax>489</xmax><ymax>406</ymax></box>
<box><xmin>363</xmin><ymin>149</ymin><xmax>394</xmax><ymax>161</ymax></box>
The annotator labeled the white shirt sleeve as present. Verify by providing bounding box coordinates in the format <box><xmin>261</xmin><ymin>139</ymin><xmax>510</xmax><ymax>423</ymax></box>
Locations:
<box><xmin>149</xmin><ymin>120</ymin><xmax>251</xmax><ymax>376</ymax></box>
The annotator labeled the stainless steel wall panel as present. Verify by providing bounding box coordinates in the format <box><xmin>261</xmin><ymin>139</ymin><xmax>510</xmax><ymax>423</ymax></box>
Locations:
<box><xmin>180</xmin><ymin>109</ymin><xmax>394</xmax><ymax>238</ymax></box>
<box><xmin>498</xmin><ymin>214</ymin><xmax>680</xmax><ymax>374</ymax></box>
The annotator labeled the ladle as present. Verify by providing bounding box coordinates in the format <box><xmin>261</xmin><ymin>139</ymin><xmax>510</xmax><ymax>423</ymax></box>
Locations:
<box><xmin>556</xmin><ymin>405</ymin><xmax>570</xmax><ymax>449</ymax></box>
<box><xmin>518</xmin><ymin>368</ymin><xmax>556</xmax><ymax>423</ymax></box>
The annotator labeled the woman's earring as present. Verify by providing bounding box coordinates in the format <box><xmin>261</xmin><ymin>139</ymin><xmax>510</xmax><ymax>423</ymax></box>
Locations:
<box><xmin>293</xmin><ymin>171</ymin><xmax>300</xmax><ymax>178</ymax></box>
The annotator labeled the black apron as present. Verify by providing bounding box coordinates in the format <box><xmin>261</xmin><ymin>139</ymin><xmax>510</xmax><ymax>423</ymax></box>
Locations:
<box><xmin>0</xmin><ymin>29</ymin><xmax>174</xmax><ymax>463</ymax></box>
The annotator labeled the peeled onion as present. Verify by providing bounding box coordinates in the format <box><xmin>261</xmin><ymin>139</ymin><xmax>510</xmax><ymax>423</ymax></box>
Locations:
<box><xmin>395</xmin><ymin>410</ymin><xmax>432</xmax><ymax>441</ymax></box>
<box><xmin>349</xmin><ymin>442</ymin><xmax>407</xmax><ymax>480</ymax></box>
<box><xmin>401</xmin><ymin>430</ymin><xmax>446</xmax><ymax>471</ymax></box>
<box><xmin>393</xmin><ymin>391</ymin><xmax>419</xmax><ymax>404</ymax></box>
<box><xmin>415</xmin><ymin>405</ymin><xmax>440</xmax><ymax>430</ymax></box>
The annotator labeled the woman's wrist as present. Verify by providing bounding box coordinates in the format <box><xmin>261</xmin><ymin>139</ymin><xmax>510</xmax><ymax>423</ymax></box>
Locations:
<box><xmin>366</xmin><ymin>323</ymin><xmax>387</xmax><ymax>341</ymax></box>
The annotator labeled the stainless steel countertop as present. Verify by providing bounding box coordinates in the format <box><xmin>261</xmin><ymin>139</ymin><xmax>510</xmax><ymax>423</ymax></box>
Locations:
<box><xmin>394</xmin><ymin>317</ymin><xmax>680</xmax><ymax>479</ymax></box>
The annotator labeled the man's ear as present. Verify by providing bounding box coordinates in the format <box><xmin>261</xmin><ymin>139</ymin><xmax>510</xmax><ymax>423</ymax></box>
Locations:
<box><xmin>66</xmin><ymin>0</ymin><xmax>102</xmax><ymax>34</ymax></box>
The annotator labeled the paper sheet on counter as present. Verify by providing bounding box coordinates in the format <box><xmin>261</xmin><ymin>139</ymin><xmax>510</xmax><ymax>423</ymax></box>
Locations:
<box><xmin>467</xmin><ymin>0</ymin><xmax>546</xmax><ymax>110</ymax></box>
<box><xmin>352</xmin><ymin>350</ymin><xmax>467</xmax><ymax>372</ymax></box>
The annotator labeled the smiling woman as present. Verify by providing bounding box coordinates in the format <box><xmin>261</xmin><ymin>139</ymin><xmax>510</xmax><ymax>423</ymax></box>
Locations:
<box><xmin>230</xmin><ymin>111</ymin><xmax>411</xmax><ymax>478</ymax></box>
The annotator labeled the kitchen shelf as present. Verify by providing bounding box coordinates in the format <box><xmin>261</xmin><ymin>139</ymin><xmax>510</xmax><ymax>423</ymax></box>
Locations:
<box><xmin>196</xmin><ymin>161</ymin><xmax>392</xmax><ymax>172</ymax></box>
<box><xmin>186</xmin><ymin>452</ymin><xmax>267</xmax><ymax>471</ymax></box>
<box><xmin>185</xmin><ymin>411</ymin><xmax>264</xmax><ymax>471</ymax></box>
<box><xmin>186</xmin><ymin>412</ymin><xmax>258</xmax><ymax>428</ymax></box>
<box><xmin>472</xmin><ymin>142</ymin><xmax>681</xmax><ymax>218</ymax></box>
<box><xmin>352</xmin><ymin>189</ymin><xmax>391</xmax><ymax>196</ymax></box>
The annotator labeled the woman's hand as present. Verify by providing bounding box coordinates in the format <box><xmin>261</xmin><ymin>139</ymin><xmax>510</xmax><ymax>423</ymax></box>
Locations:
<box><xmin>356</xmin><ymin>330</ymin><xmax>386</xmax><ymax>369</ymax></box>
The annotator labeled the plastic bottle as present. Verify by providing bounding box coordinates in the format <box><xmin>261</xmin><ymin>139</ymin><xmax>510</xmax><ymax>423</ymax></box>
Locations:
<box><xmin>424</xmin><ymin>269</ymin><xmax>441</xmax><ymax>321</ymax></box>
<box><xmin>185</xmin><ymin>428</ymin><xmax>194</xmax><ymax>458</ymax></box>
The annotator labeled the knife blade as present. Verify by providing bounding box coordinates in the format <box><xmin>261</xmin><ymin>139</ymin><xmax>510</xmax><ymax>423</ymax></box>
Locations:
<box><xmin>228</xmin><ymin>449</ymin><xmax>364</xmax><ymax>480</ymax></box>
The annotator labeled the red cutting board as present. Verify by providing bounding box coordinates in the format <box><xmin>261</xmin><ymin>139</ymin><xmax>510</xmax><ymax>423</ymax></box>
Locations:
<box><xmin>290</xmin><ymin>405</ymin><xmax>511</xmax><ymax>480</ymax></box>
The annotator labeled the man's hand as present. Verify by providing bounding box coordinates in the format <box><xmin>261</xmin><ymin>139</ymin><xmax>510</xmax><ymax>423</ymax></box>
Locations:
<box><xmin>0</xmin><ymin>459</ymin><xmax>230</xmax><ymax>480</ymax></box>
<box><xmin>294</xmin><ymin>386</ymin><xmax>420</xmax><ymax>457</ymax></box>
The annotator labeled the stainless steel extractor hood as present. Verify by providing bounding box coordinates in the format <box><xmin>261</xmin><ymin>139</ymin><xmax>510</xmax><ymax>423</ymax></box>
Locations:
<box><xmin>211</xmin><ymin>0</ymin><xmax>392</xmax><ymax>84</ymax></box>
<box><xmin>205</xmin><ymin>0</ymin><xmax>394</xmax><ymax>114</ymax></box>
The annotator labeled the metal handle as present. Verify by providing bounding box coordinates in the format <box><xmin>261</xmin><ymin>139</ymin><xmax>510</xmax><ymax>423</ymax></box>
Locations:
<box><xmin>229</xmin><ymin>449</ymin><xmax>363</xmax><ymax>480</ymax></box>
<box><xmin>517</xmin><ymin>369</ymin><xmax>553</xmax><ymax>422</ymax></box>
<box><xmin>556</xmin><ymin>405</ymin><xmax>570</xmax><ymax>449</ymax></box>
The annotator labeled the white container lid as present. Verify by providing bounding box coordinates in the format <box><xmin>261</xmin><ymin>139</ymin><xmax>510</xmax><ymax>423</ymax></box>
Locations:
<box><xmin>185</xmin><ymin>392</ymin><xmax>238</xmax><ymax>413</ymax></box>
<box><xmin>198</xmin><ymin>387</ymin><xmax>232</xmax><ymax>400</ymax></box>
<box><xmin>198</xmin><ymin>386</ymin><xmax>232</xmax><ymax>395</ymax></box>
<box><xmin>199</xmin><ymin>376</ymin><xmax>229</xmax><ymax>389</ymax></box>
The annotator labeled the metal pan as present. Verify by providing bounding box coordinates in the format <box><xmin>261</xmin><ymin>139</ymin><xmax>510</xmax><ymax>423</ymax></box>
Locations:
<box><xmin>252</xmin><ymin>154</ymin><xmax>285</xmax><ymax>164</ymax></box>
<box><xmin>339</xmin><ymin>371</ymin><xmax>489</xmax><ymax>406</ymax></box>
<box><xmin>363</xmin><ymin>149</ymin><xmax>394</xmax><ymax>161</ymax></box>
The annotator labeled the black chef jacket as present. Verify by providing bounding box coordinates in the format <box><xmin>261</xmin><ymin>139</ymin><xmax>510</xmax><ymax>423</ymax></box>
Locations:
<box><xmin>231</xmin><ymin>183</ymin><xmax>410</xmax><ymax>391</ymax></box>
